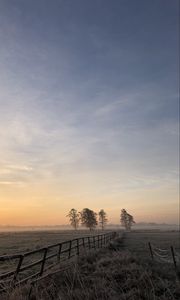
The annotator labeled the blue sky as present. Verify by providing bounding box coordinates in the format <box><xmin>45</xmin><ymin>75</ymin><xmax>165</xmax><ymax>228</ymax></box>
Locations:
<box><xmin>0</xmin><ymin>0</ymin><xmax>179</xmax><ymax>225</ymax></box>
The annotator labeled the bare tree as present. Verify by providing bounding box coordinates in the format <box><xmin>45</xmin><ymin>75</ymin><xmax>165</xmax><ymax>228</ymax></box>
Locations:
<box><xmin>80</xmin><ymin>208</ymin><xmax>97</xmax><ymax>231</ymax></box>
<box><xmin>66</xmin><ymin>208</ymin><xmax>80</xmax><ymax>230</ymax></box>
<box><xmin>98</xmin><ymin>209</ymin><xmax>108</xmax><ymax>230</ymax></box>
<box><xmin>120</xmin><ymin>209</ymin><xmax>135</xmax><ymax>230</ymax></box>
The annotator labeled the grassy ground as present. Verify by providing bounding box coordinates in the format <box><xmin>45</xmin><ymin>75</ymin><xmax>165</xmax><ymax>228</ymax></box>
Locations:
<box><xmin>0</xmin><ymin>229</ymin><xmax>109</xmax><ymax>276</ymax></box>
<box><xmin>124</xmin><ymin>231</ymin><xmax>180</xmax><ymax>255</ymax></box>
<box><xmin>0</xmin><ymin>230</ymin><xmax>105</xmax><ymax>256</ymax></box>
<box><xmin>33</xmin><ymin>250</ymin><xmax>180</xmax><ymax>300</ymax></box>
<box><xmin>0</xmin><ymin>230</ymin><xmax>179</xmax><ymax>299</ymax></box>
<box><xmin>0</xmin><ymin>229</ymin><xmax>179</xmax><ymax>256</ymax></box>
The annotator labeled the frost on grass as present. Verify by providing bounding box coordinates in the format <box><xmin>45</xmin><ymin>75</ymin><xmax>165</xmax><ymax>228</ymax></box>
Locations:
<box><xmin>1</xmin><ymin>231</ymin><xmax>180</xmax><ymax>300</ymax></box>
<box><xmin>4</xmin><ymin>247</ymin><xmax>179</xmax><ymax>300</ymax></box>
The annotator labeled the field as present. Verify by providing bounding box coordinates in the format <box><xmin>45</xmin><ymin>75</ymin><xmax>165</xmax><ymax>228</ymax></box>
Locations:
<box><xmin>0</xmin><ymin>229</ymin><xmax>179</xmax><ymax>257</ymax></box>
<box><xmin>0</xmin><ymin>229</ymin><xmax>180</xmax><ymax>300</ymax></box>
<box><xmin>0</xmin><ymin>230</ymin><xmax>105</xmax><ymax>256</ymax></box>
<box><xmin>124</xmin><ymin>230</ymin><xmax>180</xmax><ymax>253</ymax></box>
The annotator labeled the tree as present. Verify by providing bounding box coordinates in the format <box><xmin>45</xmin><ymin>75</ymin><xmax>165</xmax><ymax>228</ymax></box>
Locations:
<box><xmin>98</xmin><ymin>209</ymin><xmax>108</xmax><ymax>230</ymax></box>
<box><xmin>80</xmin><ymin>208</ymin><xmax>98</xmax><ymax>231</ymax></box>
<box><xmin>120</xmin><ymin>209</ymin><xmax>135</xmax><ymax>230</ymax></box>
<box><xmin>66</xmin><ymin>208</ymin><xmax>80</xmax><ymax>230</ymax></box>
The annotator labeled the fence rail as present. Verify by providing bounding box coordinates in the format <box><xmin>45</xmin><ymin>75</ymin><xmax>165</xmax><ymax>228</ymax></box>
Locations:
<box><xmin>0</xmin><ymin>231</ymin><xmax>117</xmax><ymax>293</ymax></box>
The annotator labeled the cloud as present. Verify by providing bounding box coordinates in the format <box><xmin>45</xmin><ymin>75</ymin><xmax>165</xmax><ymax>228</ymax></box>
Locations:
<box><xmin>0</xmin><ymin>181</ymin><xmax>25</xmax><ymax>186</ymax></box>
<box><xmin>0</xmin><ymin>0</ymin><xmax>178</xmax><ymax>225</ymax></box>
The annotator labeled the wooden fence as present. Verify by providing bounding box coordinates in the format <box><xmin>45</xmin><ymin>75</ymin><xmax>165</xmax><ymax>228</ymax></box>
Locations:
<box><xmin>0</xmin><ymin>231</ymin><xmax>117</xmax><ymax>293</ymax></box>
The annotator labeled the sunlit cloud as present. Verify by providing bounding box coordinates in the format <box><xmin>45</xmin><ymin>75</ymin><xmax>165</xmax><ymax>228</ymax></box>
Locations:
<box><xmin>0</xmin><ymin>181</ymin><xmax>25</xmax><ymax>186</ymax></box>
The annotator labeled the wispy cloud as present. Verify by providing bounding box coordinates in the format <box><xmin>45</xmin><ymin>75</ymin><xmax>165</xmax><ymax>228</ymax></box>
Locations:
<box><xmin>0</xmin><ymin>0</ymin><xmax>178</xmax><ymax>224</ymax></box>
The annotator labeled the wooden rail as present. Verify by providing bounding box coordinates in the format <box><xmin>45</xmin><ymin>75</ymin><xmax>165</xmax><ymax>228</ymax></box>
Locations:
<box><xmin>0</xmin><ymin>231</ymin><xmax>117</xmax><ymax>292</ymax></box>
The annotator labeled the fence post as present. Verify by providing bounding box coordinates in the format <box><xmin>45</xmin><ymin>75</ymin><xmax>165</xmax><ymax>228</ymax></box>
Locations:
<box><xmin>40</xmin><ymin>248</ymin><xmax>48</xmax><ymax>276</ymax></box>
<box><xmin>93</xmin><ymin>236</ymin><xmax>96</xmax><ymax>248</ymax></box>
<box><xmin>77</xmin><ymin>239</ymin><xmax>80</xmax><ymax>256</ymax></box>
<box><xmin>88</xmin><ymin>237</ymin><xmax>91</xmax><ymax>249</ymax></box>
<box><xmin>82</xmin><ymin>237</ymin><xmax>85</xmax><ymax>249</ymax></box>
<box><xmin>170</xmin><ymin>246</ymin><xmax>177</xmax><ymax>270</ymax></box>
<box><xmin>104</xmin><ymin>234</ymin><xmax>106</xmax><ymax>245</ymax></box>
<box><xmin>148</xmin><ymin>242</ymin><xmax>154</xmax><ymax>260</ymax></box>
<box><xmin>101</xmin><ymin>235</ymin><xmax>103</xmax><ymax>247</ymax></box>
<box><xmin>57</xmin><ymin>243</ymin><xmax>62</xmax><ymax>262</ymax></box>
<box><xmin>68</xmin><ymin>240</ymin><xmax>72</xmax><ymax>259</ymax></box>
<box><xmin>98</xmin><ymin>235</ymin><xmax>100</xmax><ymax>248</ymax></box>
<box><xmin>13</xmin><ymin>255</ymin><xmax>24</xmax><ymax>282</ymax></box>
<box><xmin>106</xmin><ymin>234</ymin><xmax>108</xmax><ymax>244</ymax></box>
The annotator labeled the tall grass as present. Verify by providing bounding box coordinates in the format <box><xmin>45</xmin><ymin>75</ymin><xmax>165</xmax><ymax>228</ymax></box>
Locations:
<box><xmin>2</xmin><ymin>243</ymin><xmax>180</xmax><ymax>300</ymax></box>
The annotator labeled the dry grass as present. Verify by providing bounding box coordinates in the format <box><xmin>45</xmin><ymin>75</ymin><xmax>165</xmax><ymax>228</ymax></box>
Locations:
<box><xmin>124</xmin><ymin>231</ymin><xmax>180</xmax><ymax>253</ymax></box>
<box><xmin>31</xmin><ymin>250</ymin><xmax>180</xmax><ymax>300</ymax></box>
<box><xmin>1</xmin><ymin>234</ymin><xmax>180</xmax><ymax>300</ymax></box>
<box><xmin>0</xmin><ymin>230</ymin><xmax>105</xmax><ymax>256</ymax></box>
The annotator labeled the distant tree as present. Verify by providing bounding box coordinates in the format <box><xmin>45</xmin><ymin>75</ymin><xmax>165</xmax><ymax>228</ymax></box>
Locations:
<box><xmin>120</xmin><ymin>209</ymin><xmax>135</xmax><ymax>230</ymax></box>
<box><xmin>80</xmin><ymin>208</ymin><xmax>98</xmax><ymax>231</ymax></box>
<box><xmin>66</xmin><ymin>208</ymin><xmax>80</xmax><ymax>230</ymax></box>
<box><xmin>98</xmin><ymin>209</ymin><xmax>108</xmax><ymax>230</ymax></box>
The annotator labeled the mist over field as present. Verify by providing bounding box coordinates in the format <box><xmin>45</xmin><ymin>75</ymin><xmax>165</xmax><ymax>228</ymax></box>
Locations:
<box><xmin>0</xmin><ymin>223</ymin><xmax>179</xmax><ymax>233</ymax></box>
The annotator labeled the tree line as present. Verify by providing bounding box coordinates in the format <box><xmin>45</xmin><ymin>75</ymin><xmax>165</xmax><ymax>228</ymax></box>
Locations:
<box><xmin>67</xmin><ymin>208</ymin><xmax>135</xmax><ymax>231</ymax></box>
<box><xmin>67</xmin><ymin>208</ymin><xmax>107</xmax><ymax>231</ymax></box>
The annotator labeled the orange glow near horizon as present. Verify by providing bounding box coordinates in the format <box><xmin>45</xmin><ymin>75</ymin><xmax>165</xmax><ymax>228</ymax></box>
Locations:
<box><xmin>0</xmin><ymin>178</ymin><xmax>178</xmax><ymax>226</ymax></box>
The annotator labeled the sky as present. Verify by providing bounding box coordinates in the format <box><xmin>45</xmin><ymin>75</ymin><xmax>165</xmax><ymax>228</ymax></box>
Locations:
<box><xmin>0</xmin><ymin>0</ymin><xmax>179</xmax><ymax>226</ymax></box>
